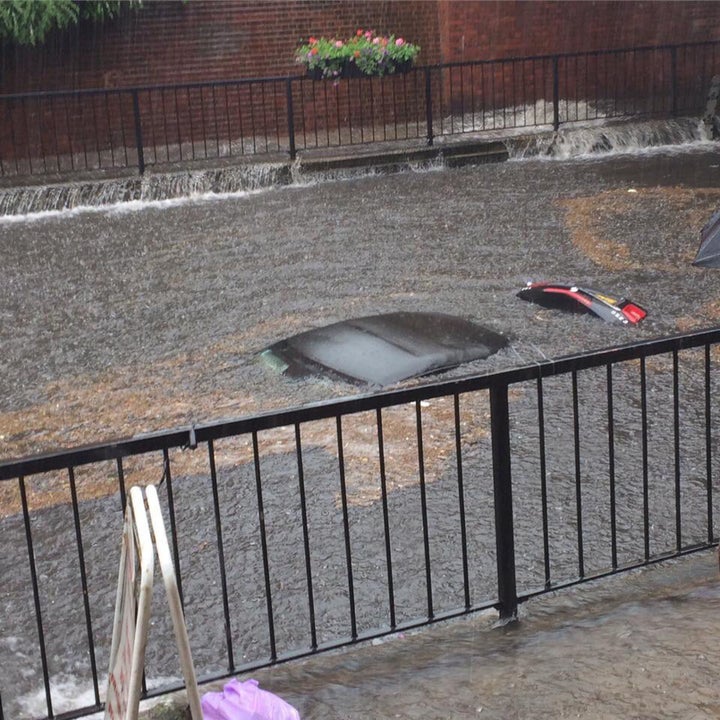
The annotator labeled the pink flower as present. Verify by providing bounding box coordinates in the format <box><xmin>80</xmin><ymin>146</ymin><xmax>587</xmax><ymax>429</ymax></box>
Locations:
<box><xmin>395</xmin><ymin>38</ymin><xmax>405</xmax><ymax>46</ymax></box>
<box><xmin>373</xmin><ymin>37</ymin><xmax>380</xmax><ymax>44</ymax></box>
<box><xmin>335</xmin><ymin>40</ymin><xmax>344</xmax><ymax>48</ymax></box>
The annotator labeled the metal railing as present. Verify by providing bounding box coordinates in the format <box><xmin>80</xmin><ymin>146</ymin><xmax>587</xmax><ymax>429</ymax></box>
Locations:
<box><xmin>1</xmin><ymin>40</ymin><xmax>718</xmax><ymax>180</ymax></box>
<box><xmin>1</xmin><ymin>326</ymin><xmax>718</xmax><ymax>719</ymax></box>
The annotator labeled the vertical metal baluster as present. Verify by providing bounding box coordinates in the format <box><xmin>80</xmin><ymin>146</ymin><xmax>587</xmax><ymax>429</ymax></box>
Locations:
<box><xmin>131</xmin><ymin>89</ymin><xmax>145</xmax><ymax>175</ymax></box>
<box><xmin>376</xmin><ymin>408</ymin><xmax>396</xmax><ymax>629</ymax></box>
<box><xmin>327</xmin><ymin>82</ymin><xmax>334</xmax><ymax>147</ymax></box>
<box><xmin>64</xmin><ymin>95</ymin><xmax>75</xmax><ymax>170</ymax></box>
<box><xmin>459</xmin><ymin>62</ymin><xmax>465</xmax><ymax>131</ymax></box>
<box><xmin>358</xmin><ymin>79</ymin><xmax>366</xmax><ymax>143</ymax></box>
<box><xmin>211</xmin><ymin>85</ymin><xmax>220</xmax><ymax>157</ymax></box>
<box><xmin>144</xmin><ymin>90</ymin><xmax>155</xmax><ymax>166</ymax></box>
<box><xmin>22</xmin><ymin>97</ymin><xmax>33</xmax><ymax>174</ymax></box>
<box><xmin>336</xmin><ymin>416</ymin><xmax>358</xmax><ymax>639</ymax></box>
<box><xmin>390</xmin><ymin>73</ymin><xmax>398</xmax><ymax>140</ymax></box>
<box><xmin>52</xmin><ymin>96</ymin><xmax>62</xmax><ymax>172</ymax></box>
<box><xmin>378</xmin><ymin>76</ymin><xmax>386</xmax><ymax>141</ymax></box>
<box><xmin>249</xmin><ymin>82</ymin><xmax>258</xmax><ymax>154</ymax></box>
<box><xmin>274</xmin><ymin>81</ymin><xmax>283</xmax><ymax>152</ymax></box>
<box><xmin>490</xmin><ymin>60</ymin><xmax>497</xmax><ymax>130</ymax></box>
<box><xmin>411</xmin><ymin>70</ymin><xmax>418</xmax><ymax>137</ymax></box>
<box><xmin>174</xmin><ymin>88</ymin><xmax>183</xmax><ymax>160</ymax></box>
<box><xmin>294</xmin><ymin>423</ymin><xmax>317</xmax><ymax>650</ymax></box>
<box><xmin>260</xmin><ymin>82</ymin><xmax>268</xmax><ymax>152</ymax></box>
<box><xmin>160</xmin><ymin>88</ymin><xmax>171</xmax><ymax>162</ymax></box>
<box><xmin>37</xmin><ymin>97</ymin><xmax>48</xmax><ymax>174</ymax></box>
<box><xmin>162</xmin><ymin>449</ymin><xmax>184</xmax><ymax>607</ymax></box>
<box><xmin>91</xmin><ymin>93</ymin><xmax>101</xmax><ymax>168</ymax></box>
<box><xmin>118</xmin><ymin>91</ymin><xmax>129</xmax><ymax>167</ymax></box>
<box><xmin>640</xmin><ymin>357</ymin><xmax>650</xmax><ymax>561</ymax></box>
<box><xmin>199</xmin><ymin>86</ymin><xmax>209</xmax><ymax>158</ymax></box>
<box><xmin>223</xmin><ymin>85</ymin><xmax>232</xmax><ymax>157</ymax></box>
<box><xmin>104</xmin><ymin>93</ymin><xmax>115</xmax><ymax>166</ymax></box>
<box><xmin>490</xmin><ymin>384</ymin><xmax>517</xmax><ymax>621</ymax></box>
<box><xmin>673</xmin><ymin>349</ymin><xmax>682</xmax><ymax>551</ymax></box>
<box><xmin>187</xmin><ymin>87</ymin><xmax>197</xmax><ymax>159</ymax></box>
<box><xmin>453</xmin><ymin>394</ymin><xmax>471</xmax><ymax>609</ymax></box>
<box><xmin>207</xmin><ymin>439</ymin><xmax>234</xmax><ymax>671</ymax></box>
<box><xmin>237</xmin><ymin>85</ymin><xmax>246</xmax><ymax>155</ymax></box>
<box><xmin>607</xmin><ymin>364</ymin><xmax>618</xmax><ymax>569</ymax></box>
<box><xmin>415</xmin><ymin>401</ymin><xmax>434</xmax><ymax>620</ymax></box>
<box><xmin>19</xmin><ymin>476</ymin><xmax>53</xmax><ymax>717</ymax></box>
<box><xmin>79</xmin><ymin>95</ymin><xmax>89</xmax><ymax>170</ymax></box>
<box><xmin>572</xmin><ymin>371</ymin><xmax>585</xmax><ymax>578</ymax></box>
<box><xmin>68</xmin><ymin>467</ymin><xmax>101</xmax><ymax>705</ymax></box>
<box><xmin>471</xmin><ymin>63</ymin><xmax>478</xmax><ymax>129</ymax></box>
<box><xmin>252</xmin><ymin>431</ymin><xmax>276</xmax><ymax>661</ymax></box>
<box><xmin>536</xmin><ymin>376</ymin><xmax>551</xmax><ymax>588</ymax></box>
<box><xmin>583</xmin><ymin>54</ymin><xmax>589</xmax><ymax>120</ymax></box>
<box><xmin>117</xmin><ymin>457</ymin><xmax>127</xmax><ymax>512</ymax></box>
<box><xmin>574</xmin><ymin>55</ymin><xmax>580</xmax><ymax>122</ymax></box>
<box><xmin>705</xmin><ymin>344</ymin><xmax>714</xmax><ymax>543</ymax></box>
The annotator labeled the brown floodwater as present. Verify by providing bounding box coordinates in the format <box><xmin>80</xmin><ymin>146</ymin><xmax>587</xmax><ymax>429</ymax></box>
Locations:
<box><xmin>2</xmin><ymin>142</ymin><xmax>720</xmax><ymax>719</ymax></box>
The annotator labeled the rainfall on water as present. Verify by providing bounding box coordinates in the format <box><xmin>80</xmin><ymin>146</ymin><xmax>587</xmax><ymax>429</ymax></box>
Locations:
<box><xmin>2</xmin><ymin>3</ymin><xmax>720</xmax><ymax>720</ymax></box>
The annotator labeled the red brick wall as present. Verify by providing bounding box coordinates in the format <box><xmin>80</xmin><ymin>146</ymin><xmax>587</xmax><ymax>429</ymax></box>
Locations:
<box><xmin>2</xmin><ymin>1</ymin><xmax>719</xmax><ymax>174</ymax></box>
<box><xmin>0</xmin><ymin>1</ymin><xmax>440</xmax><ymax>94</ymax></box>
<box><xmin>437</xmin><ymin>1</ymin><xmax>720</xmax><ymax>63</ymax></box>
<box><xmin>2</xmin><ymin>1</ymin><xmax>718</xmax><ymax>94</ymax></box>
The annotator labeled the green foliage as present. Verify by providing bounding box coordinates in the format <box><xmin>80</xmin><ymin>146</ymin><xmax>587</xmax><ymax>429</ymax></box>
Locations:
<box><xmin>0</xmin><ymin>0</ymin><xmax>141</xmax><ymax>46</ymax></box>
<box><xmin>296</xmin><ymin>28</ymin><xmax>420</xmax><ymax>80</ymax></box>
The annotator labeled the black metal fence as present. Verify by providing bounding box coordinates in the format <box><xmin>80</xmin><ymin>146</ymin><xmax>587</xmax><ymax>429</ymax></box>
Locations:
<box><xmin>1</xmin><ymin>326</ymin><xmax>718</xmax><ymax>720</ymax></box>
<box><xmin>1</xmin><ymin>40</ymin><xmax>718</xmax><ymax>180</ymax></box>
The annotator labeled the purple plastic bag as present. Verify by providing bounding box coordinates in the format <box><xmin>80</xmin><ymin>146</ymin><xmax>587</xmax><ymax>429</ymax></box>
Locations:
<box><xmin>201</xmin><ymin>678</ymin><xmax>301</xmax><ymax>720</ymax></box>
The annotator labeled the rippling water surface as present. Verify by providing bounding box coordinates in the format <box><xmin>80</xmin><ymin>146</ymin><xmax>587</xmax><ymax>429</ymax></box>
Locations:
<box><xmin>2</xmin><ymin>142</ymin><xmax>720</xmax><ymax>718</ymax></box>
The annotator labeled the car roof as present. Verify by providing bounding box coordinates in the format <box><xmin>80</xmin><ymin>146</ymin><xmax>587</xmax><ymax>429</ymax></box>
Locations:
<box><xmin>261</xmin><ymin>311</ymin><xmax>507</xmax><ymax>386</ymax></box>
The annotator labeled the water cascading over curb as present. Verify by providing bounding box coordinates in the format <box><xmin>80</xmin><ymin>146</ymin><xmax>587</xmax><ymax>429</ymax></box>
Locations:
<box><xmin>0</xmin><ymin>116</ymin><xmax>715</xmax><ymax>217</ymax></box>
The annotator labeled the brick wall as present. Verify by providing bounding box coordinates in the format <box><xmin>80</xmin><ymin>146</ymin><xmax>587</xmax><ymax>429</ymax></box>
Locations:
<box><xmin>2</xmin><ymin>1</ymin><xmax>718</xmax><ymax>94</ymax></box>
<box><xmin>438</xmin><ymin>1</ymin><xmax>720</xmax><ymax>63</ymax></box>
<box><xmin>2</xmin><ymin>1</ymin><xmax>719</xmax><ymax>175</ymax></box>
<box><xmin>0</xmin><ymin>1</ymin><xmax>440</xmax><ymax>93</ymax></box>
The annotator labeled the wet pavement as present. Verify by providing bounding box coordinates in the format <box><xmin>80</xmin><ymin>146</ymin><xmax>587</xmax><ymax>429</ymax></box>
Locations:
<box><xmin>166</xmin><ymin>550</ymin><xmax>720</xmax><ymax>720</ymax></box>
<box><xmin>13</xmin><ymin>548</ymin><xmax>720</xmax><ymax>719</ymax></box>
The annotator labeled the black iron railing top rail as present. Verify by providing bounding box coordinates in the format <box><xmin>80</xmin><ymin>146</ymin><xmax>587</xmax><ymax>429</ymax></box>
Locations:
<box><xmin>1</xmin><ymin>39</ymin><xmax>718</xmax><ymax>101</ymax></box>
<box><xmin>3</xmin><ymin>325</ymin><xmax>719</xmax><ymax>481</ymax></box>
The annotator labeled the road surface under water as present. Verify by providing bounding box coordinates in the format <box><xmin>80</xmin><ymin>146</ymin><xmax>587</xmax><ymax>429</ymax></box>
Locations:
<box><xmin>2</xmin><ymin>143</ymin><xmax>720</xmax><ymax>718</ymax></box>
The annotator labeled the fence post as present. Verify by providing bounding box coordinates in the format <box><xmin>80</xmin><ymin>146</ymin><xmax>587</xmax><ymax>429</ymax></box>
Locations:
<box><xmin>669</xmin><ymin>46</ymin><xmax>678</xmax><ymax>116</ymax></box>
<box><xmin>286</xmin><ymin>77</ymin><xmax>297</xmax><ymax>160</ymax></box>
<box><xmin>490</xmin><ymin>382</ymin><xmax>518</xmax><ymax>622</ymax></box>
<box><xmin>552</xmin><ymin>56</ymin><xmax>560</xmax><ymax>131</ymax></box>
<box><xmin>425</xmin><ymin>67</ymin><xmax>434</xmax><ymax>146</ymax></box>
<box><xmin>131</xmin><ymin>89</ymin><xmax>145</xmax><ymax>175</ymax></box>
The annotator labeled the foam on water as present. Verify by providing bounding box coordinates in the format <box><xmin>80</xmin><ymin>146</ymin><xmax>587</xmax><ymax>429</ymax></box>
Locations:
<box><xmin>505</xmin><ymin>117</ymin><xmax>711</xmax><ymax>160</ymax></box>
<box><xmin>14</xmin><ymin>673</ymin><xmax>180</xmax><ymax>719</ymax></box>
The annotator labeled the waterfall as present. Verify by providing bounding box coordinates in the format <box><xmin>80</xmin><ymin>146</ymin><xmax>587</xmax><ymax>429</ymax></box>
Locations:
<box><xmin>0</xmin><ymin>116</ymin><xmax>713</xmax><ymax>218</ymax></box>
<box><xmin>505</xmin><ymin>117</ymin><xmax>711</xmax><ymax>160</ymax></box>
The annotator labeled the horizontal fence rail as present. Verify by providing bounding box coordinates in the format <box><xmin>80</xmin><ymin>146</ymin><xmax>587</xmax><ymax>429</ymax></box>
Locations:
<box><xmin>0</xmin><ymin>40</ymin><xmax>718</xmax><ymax>180</ymax></box>
<box><xmin>1</xmin><ymin>327</ymin><xmax>719</xmax><ymax>719</ymax></box>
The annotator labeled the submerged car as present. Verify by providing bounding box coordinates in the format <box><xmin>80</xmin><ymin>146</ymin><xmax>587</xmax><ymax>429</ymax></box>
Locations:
<box><xmin>517</xmin><ymin>282</ymin><xmax>647</xmax><ymax>324</ymax></box>
<box><xmin>260</xmin><ymin>311</ymin><xmax>507</xmax><ymax>386</ymax></box>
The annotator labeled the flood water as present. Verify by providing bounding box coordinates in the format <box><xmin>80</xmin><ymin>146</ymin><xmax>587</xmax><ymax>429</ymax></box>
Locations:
<box><xmin>2</xmin><ymin>138</ymin><xmax>720</xmax><ymax>718</ymax></box>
